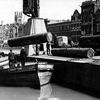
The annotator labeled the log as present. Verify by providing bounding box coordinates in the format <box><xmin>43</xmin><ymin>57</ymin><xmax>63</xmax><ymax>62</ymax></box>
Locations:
<box><xmin>79</xmin><ymin>35</ymin><xmax>100</xmax><ymax>49</ymax></box>
<box><xmin>8</xmin><ymin>32</ymin><xmax>52</xmax><ymax>47</ymax></box>
<box><xmin>51</xmin><ymin>48</ymin><xmax>95</xmax><ymax>58</ymax></box>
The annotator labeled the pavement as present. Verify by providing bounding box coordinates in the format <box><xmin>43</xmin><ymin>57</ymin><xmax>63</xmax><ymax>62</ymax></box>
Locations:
<box><xmin>29</xmin><ymin>55</ymin><xmax>74</xmax><ymax>62</ymax></box>
<box><xmin>29</xmin><ymin>55</ymin><xmax>100</xmax><ymax>65</ymax></box>
<box><xmin>92</xmin><ymin>56</ymin><xmax>100</xmax><ymax>60</ymax></box>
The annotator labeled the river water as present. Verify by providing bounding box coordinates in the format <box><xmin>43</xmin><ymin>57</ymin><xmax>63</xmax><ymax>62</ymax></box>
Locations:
<box><xmin>0</xmin><ymin>84</ymin><xmax>99</xmax><ymax>100</ymax></box>
<box><xmin>0</xmin><ymin>48</ymin><xmax>20</xmax><ymax>55</ymax></box>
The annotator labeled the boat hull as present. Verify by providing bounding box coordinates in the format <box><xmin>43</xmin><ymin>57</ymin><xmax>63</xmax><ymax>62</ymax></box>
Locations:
<box><xmin>0</xmin><ymin>68</ymin><xmax>40</xmax><ymax>89</ymax></box>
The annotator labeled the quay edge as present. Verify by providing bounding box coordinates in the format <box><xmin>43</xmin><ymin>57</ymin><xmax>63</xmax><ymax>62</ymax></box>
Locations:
<box><xmin>28</xmin><ymin>55</ymin><xmax>100</xmax><ymax>91</ymax></box>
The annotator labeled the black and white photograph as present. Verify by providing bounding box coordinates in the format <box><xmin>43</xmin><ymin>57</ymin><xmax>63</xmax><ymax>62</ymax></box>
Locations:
<box><xmin>0</xmin><ymin>0</ymin><xmax>100</xmax><ymax>100</ymax></box>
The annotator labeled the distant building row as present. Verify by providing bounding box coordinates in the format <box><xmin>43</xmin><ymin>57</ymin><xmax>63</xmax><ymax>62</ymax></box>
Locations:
<box><xmin>0</xmin><ymin>12</ymin><xmax>25</xmax><ymax>47</ymax></box>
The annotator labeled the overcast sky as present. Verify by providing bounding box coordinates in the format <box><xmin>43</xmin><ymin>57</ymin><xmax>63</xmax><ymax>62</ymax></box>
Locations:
<box><xmin>0</xmin><ymin>0</ymin><xmax>86</xmax><ymax>24</ymax></box>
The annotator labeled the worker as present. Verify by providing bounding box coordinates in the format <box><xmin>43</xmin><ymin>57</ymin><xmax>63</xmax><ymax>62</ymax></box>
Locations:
<box><xmin>46</xmin><ymin>42</ymin><xmax>51</xmax><ymax>55</ymax></box>
<box><xmin>36</xmin><ymin>44</ymin><xmax>40</xmax><ymax>55</ymax></box>
<box><xmin>8</xmin><ymin>49</ymin><xmax>15</xmax><ymax>69</ymax></box>
<box><xmin>20</xmin><ymin>47</ymin><xmax>27</xmax><ymax>67</ymax></box>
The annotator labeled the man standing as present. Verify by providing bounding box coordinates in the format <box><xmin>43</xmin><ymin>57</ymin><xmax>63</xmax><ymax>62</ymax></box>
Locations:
<box><xmin>8</xmin><ymin>49</ymin><xmax>15</xmax><ymax>69</ymax></box>
<box><xmin>36</xmin><ymin>44</ymin><xmax>40</xmax><ymax>55</ymax></box>
<box><xmin>20</xmin><ymin>47</ymin><xmax>27</xmax><ymax>67</ymax></box>
<box><xmin>46</xmin><ymin>42</ymin><xmax>50</xmax><ymax>55</ymax></box>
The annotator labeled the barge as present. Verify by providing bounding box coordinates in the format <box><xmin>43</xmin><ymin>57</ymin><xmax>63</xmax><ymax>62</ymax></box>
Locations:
<box><xmin>0</xmin><ymin>59</ymin><xmax>40</xmax><ymax>89</ymax></box>
<box><xmin>0</xmin><ymin>56</ymin><xmax>54</xmax><ymax>89</ymax></box>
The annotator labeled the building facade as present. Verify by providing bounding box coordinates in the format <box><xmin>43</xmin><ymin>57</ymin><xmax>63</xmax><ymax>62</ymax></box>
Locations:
<box><xmin>47</xmin><ymin>0</ymin><xmax>100</xmax><ymax>43</ymax></box>
<box><xmin>71</xmin><ymin>9</ymin><xmax>81</xmax><ymax>42</ymax></box>
<box><xmin>95</xmin><ymin>7</ymin><xmax>100</xmax><ymax>34</ymax></box>
<box><xmin>47</xmin><ymin>21</ymin><xmax>71</xmax><ymax>38</ymax></box>
<box><xmin>47</xmin><ymin>10</ymin><xmax>81</xmax><ymax>43</ymax></box>
<box><xmin>0</xmin><ymin>12</ymin><xmax>23</xmax><ymax>47</ymax></box>
<box><xmin>0</xmin><ymin>25</ymin><xmax>4</xmax><ymax>47</ymax></box>
<box><xmin>15</xmin><ymin>12</ymin><xmax>22</xmax><ymax>25</ymax></box>
<box><xmin>81</xmin><ymin>0</ymin><xmax>100</xmax><ymax>35</ymax></box>
<box><xmin>14</xmin><ymin>12</ymin><xmax>23</xmax><ymax>37</ymax></box>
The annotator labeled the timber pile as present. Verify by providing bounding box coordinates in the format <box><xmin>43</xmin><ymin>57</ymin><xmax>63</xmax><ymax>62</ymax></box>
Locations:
<box><xmin>51</xmin><ymin>48</ymin><xmax>95</xmax><ymax>58</ymax></box>
<box><xmin>79</xmin><ymin>35</ymin><xmax>100</xmax><ymax>49</ymax></box>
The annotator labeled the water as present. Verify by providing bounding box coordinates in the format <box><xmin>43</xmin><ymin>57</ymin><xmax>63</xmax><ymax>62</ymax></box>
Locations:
<box><xmin>0</xmin><ymin>84</ymin><xmax>99</xmax><ymax>100</ymax></box>
<box><xmin>0</xmin><ymin>48</ymin><xmax>20</xmax><ymax>55</ymax></box>
<box><xmin>0</xmin><ymin>86</ymin><xmax>39</xmax><ymax>100</ymax></box>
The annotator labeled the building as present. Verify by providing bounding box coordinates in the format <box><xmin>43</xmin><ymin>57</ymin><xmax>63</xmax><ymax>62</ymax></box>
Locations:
<box><xmin>15</xmin><ymin>12</ymin><xmax>22</xmax><ymax>25</ymax></box>
<box><xmin>47</xmin><ymin>0</ymin><xmax>100</xmax><ymax>43</ymax></box>
<box><xmin>14</xmin><ymin>12</ymin><xmax>23</xmax><ymax>37</ymax></box>
<box><xmin>95</xmin><ymin>7</ymin><xmax>100</xmax><ymax>34</ymax></box>
<box><xmin>81</xmin><ymin>0</ymin><xmax>100</xmax><ymax>35</ymax></box>
<box><xmin>0</xmin><ymin>12</ymin><xmax>23</xmax><ymax>48</ymax></box>
<box><xmin>47</xmin><ymin>9</ymin><xmax>81</xmax><ymax>43</ymax></box>
<box><xmin>71</xmin><ymin>9</ymin><xmax>81</xmax><ymax>42</ymax></box>
<box><xmin>0</xmin><ymin>25</ymin><xmax>4</xmax><ymax>47</ymax></box>
<box><xmin>47</xmin><ymin>20</ymin><xmax>71</xmax><ymax>38</ymax></box>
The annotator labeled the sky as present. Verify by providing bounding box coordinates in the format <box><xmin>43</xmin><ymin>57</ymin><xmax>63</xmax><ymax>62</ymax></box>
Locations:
<box><xmin>0</xmin><ymin>0</ymin><xmax>86</xmax><ymax>24</ymax></box>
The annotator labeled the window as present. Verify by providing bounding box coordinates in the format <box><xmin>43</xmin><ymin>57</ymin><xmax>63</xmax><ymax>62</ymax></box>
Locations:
<box><xmin>97</xmin><ymin>24</ymin><xmax>100</xmax><ymax>32</ymax></box>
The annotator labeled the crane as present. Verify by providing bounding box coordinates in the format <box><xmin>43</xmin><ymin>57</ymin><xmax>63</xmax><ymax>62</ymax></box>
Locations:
<box><xmin>23</xmin><ymin>0</ymin><xmax>40</xmax><ymax>18</ymax></box>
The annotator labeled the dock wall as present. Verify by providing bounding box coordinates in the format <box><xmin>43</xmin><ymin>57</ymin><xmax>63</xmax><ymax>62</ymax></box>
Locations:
<box><xmin>51</xmin><ymin>61</ymin><xmax>100</xmax><ymax>91</ymax></box>
<box><xmin>28</xmin><ymin>55</ymin><xmax>100</xmax><ymax>91</ymax></box>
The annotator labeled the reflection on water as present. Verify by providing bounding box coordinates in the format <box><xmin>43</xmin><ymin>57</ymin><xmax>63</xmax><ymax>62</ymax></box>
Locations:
<box><xmin>38</xmin><ymin>72</ymin><xmax>52</xmax><ymax>99</ymax></box>
<box><xmin>38</xmin><ymin>63</ymin><xmax>54</xmax><ymax>100</ymax></box>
